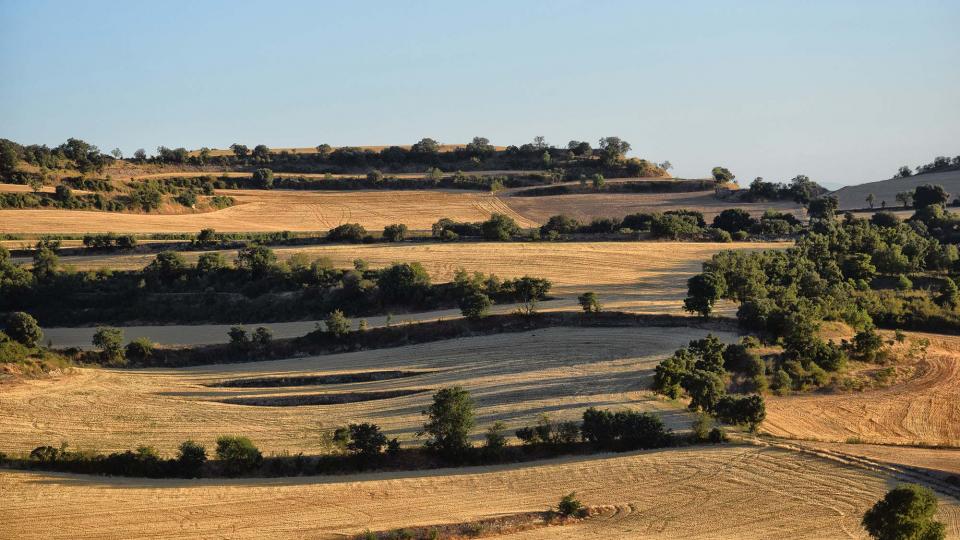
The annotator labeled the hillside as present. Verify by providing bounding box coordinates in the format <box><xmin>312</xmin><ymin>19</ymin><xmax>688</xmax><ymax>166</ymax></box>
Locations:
<box><xmin>832</xmin><ymin>169</ymin><xmax>960</xmax><ymax>210</ymax></box>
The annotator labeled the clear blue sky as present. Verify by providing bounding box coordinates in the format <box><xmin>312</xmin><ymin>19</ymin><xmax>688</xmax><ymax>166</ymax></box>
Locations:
<box><xmin>1</xmin><ymin>0</ymin><xmax>957</xmax><ymax>187</ymax></box>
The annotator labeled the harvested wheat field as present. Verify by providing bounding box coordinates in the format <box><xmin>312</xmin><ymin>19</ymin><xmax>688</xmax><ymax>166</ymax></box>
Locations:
<box><xmin>502</xmin><ymin>190</ymin><xmax>805</xmax><ymax>223</ymax></box>
<box><xmin>0</xmin><ymin>327</ymin><xmax>730</xmax><ymax>455</ymax></box>
<box><xmin>0</xmin><ymin>189</ymin><xmax>536</xmax><ymax>234</ymax></box>
<box><xmin>763</xmin><ymin>331</ymin><xmax>960</xmax><ymax>447</ymax></box>
<box><xmin>2</xmin><ymin>444</ymin><xmax>958</xmax><ymax>539</ymax></box>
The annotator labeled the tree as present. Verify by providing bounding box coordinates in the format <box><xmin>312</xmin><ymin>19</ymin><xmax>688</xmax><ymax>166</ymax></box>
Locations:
<box><xmin>591</xmin><ymin>173</ymin><xmax>605</xmax><ymax>189</ymax></box>
<box><xmin>484</xmin><ymin>421</ymin><xmax>508</xmax><ymax>452</ymax></box>
<box><xmin>215</xmin><ymin>436</ymin><xmax>263</xmax><ymax>476</ymax></box>
<box><xmin>913</xmin><ymin>184</ymin><xmax>949</xmax><ymax>209</ymax></box>
<box><xmin>125</xmin><ymin>337</ymin><xmax>155</xmax><ymax>363</ymax></box>
<box><xmin>458</xmin><ymin>288</ymin><xmax>491</xmax><ymax>320</ymax></box>
<box><xmin>327</xmin><ymin>223</ymin><xmax>367</xmax><ymax>243</ymax></box>
<box><xmin>420</xmin><ymin>386</ymin><xmax>474</xmax><ymax>459</ymax></box>
<box><xmin>110</xmin><ymin>148</ymin><xmax>123</xmax><ymax>160</ymax></box>
<box><xmin>5</xmin><ymin>312</ymin><xmax>42</xmax><ymax>347</ymax></box>
<box><xmin>862</xmin><ymin>484</ymin><xmax>945</xmax><ymax>540</ymax></box>
<box><xmin>598</xmin><ymin>136</ymin><xmax>631</xmax><ymax>163</ymax></box>
<box><xmin>465</xmin><ymin>137</ymin><xmax>494</xmax><ymax>158</ymax></box>
<box><xmin>235</xmin><ymin>246</ymin><xmax>277</xmax><ymax>278</ymax></box>
<box><xmin>715</xmin><ymin>394</ymin><xmax>766</xmax><ymax>431</ymax></box>
<box><xmin>196</xmin><ymin>252</ymin><xmax>227</xmax><ymax>274</ymax></box>
<box><xmin>383</xmin><ymin>223</ymin><xmax>408</xmax><ymax>242</ymax></box>
<box><xmin>31</xmin><ymin>246</ymin><xmax>59</xmax><ymax>282</ymax></box>
<box><xmin>0</xmin><ymin>140</ymin><xmax>18</xmax><ymax>175</ymax></box>
<box><xmin>147</xmin><ymin>251</ymin><xmax>187</xmax><ymax>285</ymax></box>
<box><xmin>808</xmin><ymin>196</ymin><xmax>839</xmax><ymax>219</ymax></box>
<box><xmin>377</xmin><ymin>262</ymin><xmax>431</xmax><ymax>304</ymax></box>
<box><xmin>176</xmin><ymin>440</ymin><xmax>207</xmax><ymax>478</ymax></box>
<box><xmin>410</xmin><ymin>137</ymin><xmax>440</xmax><ymax>156</ymax></box>
<box><xmin>325</xmin><ymin>309</ymin><xmax>351</xmax><ymax>337</ymax></box>
<box><xmin>896</xmin><ymin>166</ymin><xmax>913</xmax><ymax>178</ymax></box>
<box><xmin>712</xmin><ymin>208</ymin><xmax>757</xmax><ymax>233</ymax></box>
<box><xmin>228</xmin><ymin>327</ymin><xmax>249</xmax><ymax>348</ymax></box>
<box><xmin>133</xmin><ymin>148</ymin><xmax>147</xmax><ymax>162</ymax></box>
<box><xmin>711</xmin><ymin>166</ymin><xmax>735</xmax><ymax>184</ymax></box>
<box><xmin>346</xmin><ymin>423</ymin><xmax>388</xmax><ymax>459</ymax></box>
<box><xmin>130</xmin><ymin>184</ymin><xmax>162</xmax><ymax>212</ymax></box>
<box><xmin>684</xmin><ymin>272</ymin><xmax>726</xmax><ymax>318</ymax></box>
<box><xmin>578</xmin><ymin>292</ymin><xmax>601</xmax><ymax>313</ymax></box>
<box><xmin>229</xmin><ymin>144</ymin><xmax>249</xmax><ymax>158</ymax></box>
<box><xmin>252</xmin><ymin>168</ymin><xmax>274</xmax><ymax>188</ymax></box>
<box><xmin>510</xmin><ymin>276</ymin><xmax>551</xmax><ymax>315</ymax></box>
<box><xmin>93</xmin><ymin>327</ymin><xmax>125</xmax><ymax>365</ymax></box>
<box><xmin>251</xmin><ymin>326</ymin><xmax>272</xmax><ymax>347</ymax></box>
<box><xmin>896</xmin><ymin>191</ymin><xmax>914</xmax><ymax>208</ymax></box>
<box><xmin>481</xmin><ymin>213</ymin><xmax>519</xmax><ymax>240</ymax></box>
<box><xmin>680</xmin><ymin>369</ymin><xmax>726</xmax><ymax>412</ymax></box>
<box><xmin>251</xmin><ymin>144</ymin><xmax>270</xmax><ymax>162</ymax></box>
<box><xmin>866</xmin><ymin>193</ymin><xmax>875</xmax><ymax>209</ymax></box>
<box><xmin>936</xmin><ymin>278</ymin><xmax>959</xmax><ymax>310</ymax></box>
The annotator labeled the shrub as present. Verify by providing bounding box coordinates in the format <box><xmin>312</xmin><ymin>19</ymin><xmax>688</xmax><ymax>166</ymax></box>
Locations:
<box><xmin>377</xmin><ymin>263</ymin><xmax>431</xmax><ymax>305</ymax></box>
<box><xmin>715</xmin><ymin>394</ymin><xmax>766</xmax><ymax>431</ymax></box>
<box><xmin>325</xmin><ymin>309</ymin><xmax>351</xmax><ymax>338</ymax></box>
<box><xmin>862</xmin><ymin>484</ymin><xmax>945</xmax><ymax>540</ymax></box>
<box><xmin>228</xmin><ymin>326</ymin><xmax>249</xmax><ymax>348</ymax></box>
<box><xmin>420</xmin><ymin>387</ymin><xmax>474</xmax><ymax>460</ymax></box>
<box><xmin>577</xmin><ymin>292</ymin><xmax>601</xmax><ymax>313</ymax></box>
<box><xmin>93</xmin><ymin>326</ymin><xmax>125</xmax><ymax>365</ymax></box>
<box><xmin>458</xmin><ymin>289</ymin><xmax>491</xmax><ymax>320</ymax></box>
<box><xmin>328</xmin><ymin>223</ymin><xmax>367</xmax><ymax>243</ymax></box>
<box><xmin>556</xmin><ymin>492</ymin><xmax>586</xmax><ymax>518</ymax></box>
<box><xmin>5</xmin><ymin>311</ymin><xmax>42</xmax><ymax>347</ymax></box>
<box><xmin>481</xmin><ymin>213</ymin><xmax>520</xmax><ymax>240</ymax></box>
<box><xmin>251</xmin><ymin>326</ymin><xmax>273</xmax><ymax>347</ymax></box>
<box><xmin>895</xmin><ymin>274</ymin><xmax>913</xmax><ymax>291</ymax></box>
<box><xmin>708</xmin><ymin>427</ymin><xmax>727</xmax><ymax>443</ymax></box>
<box><xmin>383</xmin><ymin>223</ymin><xmax>408</xmax><ymax>242</ymax></box>
<box><xmin>709</xmin><ymin>228</ymin><xmax>733</xmax><ymax>242</ymax></box>
<box><xmin>215</xmin><ymin>436</ymin><xmax>263</xmax><ymax>476</ymax></box>
<box><xmin>252</xmin><ymin>168</ymin><xmax>274</xmax><ymax>188</ymax></box>
<box><xmin>346</xmin><ymin>423</ymin><xmax>388</xmax><ymax>459</ymax></box>
<box><xmin>125</xmin><ymin>337</ymin><xmax>155</xmax><ymax>363</ymax></box>
<box><xmin>580</xmin><ymin>407</ymin><xmax>669</xmax><ymax>450</ymax></box>
<box><xmin>176</xmin><ymin>440</ymin><xmax>207</xmax><ymax>478</ymax></box>
<box><xmin>484</xmin><ymin>421</ymin><xmax>508</xmax><ymax>452</ymax></box>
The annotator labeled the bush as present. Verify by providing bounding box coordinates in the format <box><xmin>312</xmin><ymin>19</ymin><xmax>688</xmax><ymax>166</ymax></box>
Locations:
<box><xmin>346</xmin><ymin>423</ymin><xmax>388</xmax><ymax>459</ymax></box>
<box><xmin>252</xmin><ymin>168</ymin><xmax>274</xmax><ymax>188</ymax></box>
<box><xmin>377</xmin><ymin>263</ymin><xmax>431</xmax><ymax>305</ymax></box>
<box><xmin>458</xmin><ymin>289</ymin><xmax>491</xmax><ymax>320</ymax></box>
<box><xmin>228</xmin><ymin>326</ymin><xmax>249</xmax><ymax>348</ymax></box>
<box><xmin>125</xmin><ymin>337</ymin><xmax>155</xmax><ymax>363</ymax></box>
<box><xmin>5</xmin><ymin>311</ymin><xmax>42</xmax><ymax>347</ymax></box>
<box><xmin>420</xmin><ymin>387</ymin><xmax>474</xmax><ymax>460</ymax></box>
<box><xmin>93</xmin><ymin>326</ymin><xmax>125</xmax><ymax>365</ymax></box>
<box><xmin>862</xmin><ymin>484</ymin><xmax>945</xmax><ymax>540</ymax></box>
<box><xmin>481</xmin><ymin>213</ymin><xmax>520</xmax><ymax>240</ymax></box>
<box><xmin>252</xmin><ymin>326</ymin><xmax>273</xmax><ymax>347</ymax></box>
<box><xmin>578</xmin><ymin>292</ymin><xmax>601</xmax><ymax>313</ymax></box>
<box><xmin>215</xmin><ymin>436</ymin><xmax>263</xmax><ymax>476</ymax></box>
<box><xmin>176</xmin><ymin>440</ymin><xmax>207</xmax><ymax>478</ymax></box>
<box><xmin>580</xmin><ymin>407</ymin><xmax>670</xmax><ymax>450</ymax></box>
<box><xmin>555</xmin><ymin>492</ymin><xmax>586</xmax><ymax>518</ymax></box>
<box><xmin>325</xmin><ymin>309</ymin><xmax>351</xmax><ymax>338</ymax></box>
<box><xmin>708</xmin><ymin>427</ymin><xmax>727</xmax><ymax>443</ymax></box>
<box><xmin>383</xmin><ymin>223</ymin><xmax>408</xmax><ymax>242</ymax></box>
<box><xmin>715</xmin><ymin>394</ymin><xmax>766</xmax><ymax>431</ymax></box>
<box><xmin>484</xmin><ymin>421</ymin><xmax>508</xmax><ymax>452</ymax></box>
<box><xmin>328</xmin><ymin>223</ymin><xmax>367</xmax><ymax>243</ymax></box>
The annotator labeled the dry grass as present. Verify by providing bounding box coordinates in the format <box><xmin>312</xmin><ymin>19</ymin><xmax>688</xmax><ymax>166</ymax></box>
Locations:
<box><xmin>832</xmin><ymin>169</ymin><xmax>960</xmax><ymax>210</ymax></box>
<box><xmin>0</xmin><ymin>189</ymin><xmax>536</xmax><ymax>234</ymax></box>
<box><xmin>763</xmin><ymin>331</ymin><xmax>960</xmax><ymax>447</ymax></box>
<box><xmin>2</xmin><ymin>445</ymin><xmax>958</xmax><ymax>539</ymax></box>
<box><xmin>501</xmin><ymin>189</ymin><xmax>806</xmax><ymax>223</ymax></box>
<box><xmin>0</xmin><ymin>326</ymin><xmax>728</xmax><ymax>455</ymax></box>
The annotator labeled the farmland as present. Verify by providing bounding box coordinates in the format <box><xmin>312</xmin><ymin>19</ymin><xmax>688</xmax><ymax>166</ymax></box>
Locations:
<box><xmin>5</xmin><ymin>444</ymin><xmax>957</xmax><ymax>540</ymax></box>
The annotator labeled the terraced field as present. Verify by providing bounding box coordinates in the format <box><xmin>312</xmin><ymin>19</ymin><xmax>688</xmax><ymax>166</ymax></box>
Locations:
<box><xmin>0</xmin><ymin>189</ymin><xmax>536</xmax><ymax>234</ymax></box>
<box><xmin>3</xmin><ymin>445</ymin><xmax>957</xmax><ymax>539</ymax></box>
<box><xmin>763</xmin><ymin>331</ymin><xmax>960</xmax><ymax>447</ymax></box>
<box><xmin>0</xmin><ymin>327</ymin><xmax>728</xmax><ymax>455</ymax></box>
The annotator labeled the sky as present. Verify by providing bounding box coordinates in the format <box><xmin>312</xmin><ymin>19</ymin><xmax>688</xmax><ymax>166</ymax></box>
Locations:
<box><xmin>1</xmin><ymin>0</ymin><xmax>958</xmax><ymax>188</ymax></box>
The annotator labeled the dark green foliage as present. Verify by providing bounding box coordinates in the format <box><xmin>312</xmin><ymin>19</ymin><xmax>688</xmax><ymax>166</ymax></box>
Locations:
<box><xmin>650</xmin><ymin>212</ymin><xmax>703</xmax><ymax>239</ymax></box>
<box><xmin>92</xmin><ymin>326</ymin><xmax>125</xmax><ymax>365</ymax></box>
<box><xmin>325</xmin><ymin>309</ymin><xmax>351</xmax><ymax>337</ymax></box>
<box><xmin>252</xmin><ymin>168</ymin><xmax>275</xmax><ymax>189</ymax></box>
<box><xmin>383</xmin><ymin>223</ymin><xmax>408</xmax><ymax>242</ymax></box>
<box><xmin>711</xmin><ymin>166</ymin><xmax>734</xmax><ymax>183</ymax></box>
<box><xmin>125</xmin><ymin>337</ymin><xmax>155</xmax><ymax>363</ymax></box>
<box><xmin>377</xmin><ymin>262</ymin><xmax>431</xmax><ymax>305</ymax></box>
<box><xmin>420</xmin><ymin>387</ymin><xmax>474</xmax><ymax>459</ymax></box>
<box><xmin>5</xmin><ymin>311</ymin><xmax>42</xmax><ymax>347</ymax></box>
<box><xmin>808</xmin><ymin>196</ymin><xmax>839</xmax><ymax>219</ymax></box>
<box><xmin>689</xmin><ymin>334</ymin><xmax>726</xmax><ymax>373</ymax></box>
<box><xmin>862</xmin><ymin>484</ymin><xmax>945</xmax><ymax>540</ymax></box>
<box><xmin>578</xmin><ymin>292</ymin><xmax>601</xmax><ymax>313</ymax></box>
<box><xmin>481</xmin><ymin>213</ymin><xmax>520</xmax><ymax>240</ymax></box>
<box><xmin>580</xmin><ymin>407</ymin><xmax>670</xmax><ymax>450</ymax></box>
<box><xmin>346</xmin><ymin>423</ymin><xmax>389</xmax><ymax>459</ymax></box>
<box><xmin>147</xmin><ymin>251</ymin><xmax>187</xmax><ymax>285</ymax></box>
<box><xmin>130</xmin><ymin>183</ymin><xmax>163</xmax><ymax>211</ymax></box>
<box><xmin>556</xmin><ymin>492</ymin><xmax>586</xmax><ymax>518</ymax></box>
<box><xmin>540</xmin><ymin>214</ymin><xmax>581</xmax><ymax>235</ymax></box>
<box><xmin>712</xmin><ymin>208</ymin><xmax>757</xmax><ymax>233</ymax></box>
<box><xmin>215</xmin><ymin>436</ymin><xmax>263</xmax><ymax>476</ymax></box>
<box><xmin>483</xmin><ymin>421</ymin><xmax>508</xmax><ymax>453</ymax></box>
<box><xmin>176</xmin><ymin>440</ymin><xmax>207</xmax><ymax>478</ymax></box>
<box><xmin>327</xmin><ymin>223</ymin><xmax>367</xmax><ymax>243</ymax></box>
<box><xmin>936</xmin><ymin>278</ymin><xmax>959</xmax><ymax>310</ymax></box>
<box><xmin>228</xmin><ymin>326</ymin><xmax>249</xmax><ymax>348</ymax></box>
<box><xmin>912</xmin><ymin>184</ymin><xmax>948</xmax><ymax>209</ymax></box>
<box><xmin>251</xmin><ymin>326</ymin><xmax>273</xmax><ymax>347</ymax></box>
<box><xmin>851</xmin><ymin>325</ymin><xmax>884</xmax><ymax>362</ymax></box>
<box><xmin>683</xmin><ymin>272</ymin><xmax>726</xmax><ymax>318</ymax></box>
<box><xmin>458</xmin><ymin>288</ymin><xmax>491</xmax><ymax>320</ymax></box>
<box><xmin>235</xmin><ymin>245</ymin><xmax>277</xmax><ymax>277</ymax></box>
<box><xmin>681</xmin><ymin>370</ymin><xmax>726</xmax><ymax>412</ymax></box>
<box><xmin>715</xmin><ymin>394</ymin><xmax>766</xmax><ymax>430</ymax></box>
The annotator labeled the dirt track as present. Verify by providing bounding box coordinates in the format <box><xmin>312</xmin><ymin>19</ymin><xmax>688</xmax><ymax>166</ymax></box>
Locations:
<box><xmin>2</xmin><ymin>445</ymin><xmax>957</xmax><ymax>539</ymax></box>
